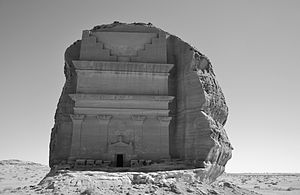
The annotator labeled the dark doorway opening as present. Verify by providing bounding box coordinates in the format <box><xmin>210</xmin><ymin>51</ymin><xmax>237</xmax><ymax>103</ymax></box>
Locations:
<box><xmin>116</xmin><ymin>154</ymin><xmax>123</xmax><ymax>167</ymax></box>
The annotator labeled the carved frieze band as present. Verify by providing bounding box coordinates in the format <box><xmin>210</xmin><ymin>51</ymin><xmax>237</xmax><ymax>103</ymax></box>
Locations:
<box><xmin>96</xmin><ymin>114</ymin><xmax>112</xmax><ymax>121</ymax></box>
<box><xmin>131</xmin><ymin>115</ymin><xmax>147</xmax><ymax>121</ymax></box>
<box><xmin>70</xmin><ymin>114</ymin><xmax>85</xmax><ymax>121</ymax></box>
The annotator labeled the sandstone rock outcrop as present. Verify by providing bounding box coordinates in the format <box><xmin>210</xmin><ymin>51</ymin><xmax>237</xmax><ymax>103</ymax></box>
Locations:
<box><xmin>49</xmin><ymin>22</ymin><xmax>232</xmax><ymax>181</ymax></box>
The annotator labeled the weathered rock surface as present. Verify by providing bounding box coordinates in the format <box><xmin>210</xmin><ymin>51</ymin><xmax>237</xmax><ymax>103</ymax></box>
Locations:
<box><xmin>49</xmin><ymin>22</ymin><xmax>232</xmax><ymax>181</ymax></box>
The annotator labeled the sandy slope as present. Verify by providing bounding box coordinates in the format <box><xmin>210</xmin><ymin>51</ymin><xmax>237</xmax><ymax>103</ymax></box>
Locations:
<box><xmin>0</xmin><ymin>160</ymin><xmax>299</xmax><ymax>194</ymax></box>
<box><xmin>218</xmin><ymin>173</ymin><xmax>300</xmax><ymax>195</ymax></box>
<box><xmin>0</xmin><ymin>159</ymin><xmax>49</xmax><ymax>193</ymax></box>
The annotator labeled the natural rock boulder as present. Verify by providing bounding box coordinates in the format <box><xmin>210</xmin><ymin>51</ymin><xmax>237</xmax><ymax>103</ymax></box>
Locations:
<box><xmin>49</xmin><ymin>22</ymin><xmax>232</xmax><ymax>181</ymax></box>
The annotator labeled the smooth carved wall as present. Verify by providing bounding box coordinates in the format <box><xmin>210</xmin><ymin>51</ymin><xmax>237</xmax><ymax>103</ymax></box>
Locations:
<box><xmin>62</xmin><ymin>29</ymin><xmax>174</xmax><ymax>165</ymax></box>
<box><xmin>76</xmin><ymin>71</ymin><xmax>169</xmax><ymax>95</ymax></box>
<box><xmin>55</xmin><ymin>119</ymin><xmax>73</xmax><ymax>160</ymax></box>
<box><xmin>50</xmin><ymin>24</ymin><xmax>231</xmax><ymax>175</ymax></box>
<box><xmin>67</xmin><ymin>115</ymin><xmax>170</xmax><ymax>162</ymax></box>
<box><xmin>81</xmin><ymin>116</ymin><xmax>102</xmax><ymax>158</ymax></box>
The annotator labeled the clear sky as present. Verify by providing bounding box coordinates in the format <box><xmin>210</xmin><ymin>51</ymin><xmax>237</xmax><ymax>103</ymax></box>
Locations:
<box><xmin>0</xmin><ymin>0</ymin><xmax>299</xmax><ymax>173</ymax></box>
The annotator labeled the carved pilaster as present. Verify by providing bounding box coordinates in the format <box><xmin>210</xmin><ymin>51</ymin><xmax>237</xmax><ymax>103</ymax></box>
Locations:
<box><xmin>96</xmin><ymin>115</ymin><xmax>112</xmax><ymax>152</ymax></box>
<box><xmin>131</xmin><ymin>115</ymin><xmax>147</xmax><ymax>153</ymax></box>
<box><xmin>157</xmin><ymin>116</ymin><xmax>172</xmax><ymax>159</ymax></box>
<box><xmin>69</xmin><ymin>114</ymin><xmax>85</xmax><ymax>159</ymax></box>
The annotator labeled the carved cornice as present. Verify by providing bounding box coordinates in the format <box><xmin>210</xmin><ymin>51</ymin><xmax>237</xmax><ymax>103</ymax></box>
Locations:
<box><xmin>69</xmin><ymin>94</ymin><xmax>174</xmax><ymax>101</ymax></box>
<box><xmin>70</xmin><ymin>114</ymin><xmax>85</xmax><ymax>121</ymax></box>
<box><xmin>131</xmin><ymin>115</ymin><xmax>147</xmax><ymax>121</ymax></box>
<box><xmin>96</xmin><ymin>114</ymin><xmax>112</xmax><ymax>120</ymax></box>
<box><xmin>72</xmin><ymin>60</ymin><xmax>174</xmax><ymax>73</ymax></box>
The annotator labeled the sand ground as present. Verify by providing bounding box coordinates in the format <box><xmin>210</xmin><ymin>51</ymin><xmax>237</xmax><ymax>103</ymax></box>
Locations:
<box><xmin>218</xmin><ymin>173</ymin><xmax>300</xmax><ymax>195</ymax></box>
<box><xmin>0</xmin><ymin>160</ymin><xmax>299</xmax><ymax>195</ymax></box>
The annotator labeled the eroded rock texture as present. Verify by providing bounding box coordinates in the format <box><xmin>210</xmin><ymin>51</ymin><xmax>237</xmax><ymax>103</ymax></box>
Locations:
<box><xmin>49</xmin><ymin>22</ymin><xmax>232</xmax><ymax>181</ymax></box>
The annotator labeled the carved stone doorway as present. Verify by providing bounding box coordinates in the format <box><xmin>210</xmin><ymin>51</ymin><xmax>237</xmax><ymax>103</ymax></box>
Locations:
<box><xmin>116</xmin><ymin>154</ymin><xmax>124</xmax><ymax>167</ymax></box>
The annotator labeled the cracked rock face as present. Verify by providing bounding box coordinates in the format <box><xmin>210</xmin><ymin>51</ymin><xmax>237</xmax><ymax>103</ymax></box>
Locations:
<box><xmin>49</xmin><ymin>22</ymin><xmax>232</xmax><ymax>181</ymax></box>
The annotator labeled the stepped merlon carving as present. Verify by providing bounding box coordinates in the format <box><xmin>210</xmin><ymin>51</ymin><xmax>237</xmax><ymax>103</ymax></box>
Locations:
<box><xmin>79</xmin><ymin>30</ymin><xmax>167</xmax><ymax>63</ymax></box>
<box><xmin>80</xmin><ymin>30</ymin><xmax>117</xmax><ymax>61</ymax></box>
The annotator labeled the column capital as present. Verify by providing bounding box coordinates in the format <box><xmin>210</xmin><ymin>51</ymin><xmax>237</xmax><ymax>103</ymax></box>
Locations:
<box><xmin>157</xmin><ymin>116</ymin><xmax>172</xmax><ymax>122</ymax></box>
<box><xmin>131</xmin><ymin>115</ymin><xmax>147</xmax><ymax>121</ymax></box>
<box><xmin>70</xmin><ymin>114</ymin><xmax>85</xmax><ymax>121</ymax></box>
<box><xmin>96</xmin><ymin>114</ymin><xmax>112</xmax><ymax>121</ymax></box>
<box><xmin>157</xmin><ymin>116</ymin><xmax>172</xmax><ymax>126</ymax></box>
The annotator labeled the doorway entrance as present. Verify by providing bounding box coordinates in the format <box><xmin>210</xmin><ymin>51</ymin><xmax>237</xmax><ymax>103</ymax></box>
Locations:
<box><xmin>116</xmin><ymin>154</ymin><xmax>124</xmax><ymax>167</ymax></box>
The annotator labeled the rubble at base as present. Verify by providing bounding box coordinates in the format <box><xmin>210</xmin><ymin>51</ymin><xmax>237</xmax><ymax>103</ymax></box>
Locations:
<box><xmin>33</xmin><ymin>169</ymin><xmax>259</xmax><ymax>195</ymax></box>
